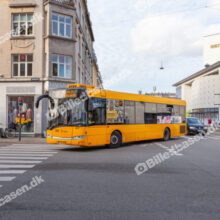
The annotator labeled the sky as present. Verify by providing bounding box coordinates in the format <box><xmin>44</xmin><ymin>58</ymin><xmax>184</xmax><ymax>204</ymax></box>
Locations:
<box><xmin>87</xmin><ymin>0</ymin><xmax>220</xmax><ymax>94</ymax></box>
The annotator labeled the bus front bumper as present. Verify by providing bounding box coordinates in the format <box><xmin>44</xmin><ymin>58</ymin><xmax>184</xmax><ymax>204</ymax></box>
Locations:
<box><xmin>46</xmin><ymin>134</ymin><xmax>87</xmax><ymax>146</ymax></box>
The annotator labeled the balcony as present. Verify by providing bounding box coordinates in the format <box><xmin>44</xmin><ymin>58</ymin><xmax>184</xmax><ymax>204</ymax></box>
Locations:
<box><xmin>43</xmin><ymin>0</ymin><xmax>75</xmax><ymax>7</ymax></box>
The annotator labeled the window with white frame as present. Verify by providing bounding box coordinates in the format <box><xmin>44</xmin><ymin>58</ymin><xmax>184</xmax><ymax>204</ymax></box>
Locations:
<box><xmin>52</xmin><ymin>13</ymin><xmax>72</xmax><ymax>38</ymax></box>
<box><xmin>12</xmin><ymin>54</ymin><xmax>33</xmax><ymax>77</ymax></box>
<box><xmin>52</xmin><ymin>55</ymin><xmax>72</xmax><ymax>78</ymax></box>
<box><xmin>12</xmin><ymin>13</ymin><xmax>33</xmax><ymax>36</ymax></box>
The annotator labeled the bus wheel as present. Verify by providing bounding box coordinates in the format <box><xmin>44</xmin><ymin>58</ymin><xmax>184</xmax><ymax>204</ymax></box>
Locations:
<box><xmin>163</xmin><ymin>128</ymin><xmax>170</xmax><ymax>141</ymax></box>
<box><xmin>109</xmin><ymin>131</ymin><xmax>122</xmax><ymax>148</ymax></box>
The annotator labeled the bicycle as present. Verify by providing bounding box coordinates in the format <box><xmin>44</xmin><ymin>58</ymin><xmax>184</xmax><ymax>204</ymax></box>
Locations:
<box><xmin>4</xmin><ymin>123</ymin><xmax>19</xmax><ymax>138</ymax></box>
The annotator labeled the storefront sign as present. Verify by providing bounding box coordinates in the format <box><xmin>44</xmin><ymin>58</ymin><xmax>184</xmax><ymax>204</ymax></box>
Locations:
<box><xmin>210</xmin><ymin>43</ymin><xmax>220</xmax><ymax>49</ymax></box>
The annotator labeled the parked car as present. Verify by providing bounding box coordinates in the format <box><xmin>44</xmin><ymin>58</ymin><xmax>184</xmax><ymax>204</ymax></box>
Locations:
<box><xmin>187</xmin><ymin>117</ymin><xmax>208</xmax><ymax>135</ymax></box>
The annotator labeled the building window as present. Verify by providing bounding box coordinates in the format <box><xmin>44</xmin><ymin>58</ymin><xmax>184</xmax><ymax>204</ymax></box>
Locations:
<box><xmin>52</xmin><ymin>55</ymin><xmax>72</xmax><ymax>78</ymax></box>
<box><xmin>12</xmin><ymin>13</ymin><xmax>33</xmax><ymax>36</ymax></box>
<box><xmin>12</xmin><ymin>54</ymin><xmax>33</xmax><ymax>77</ymax></box>
<box><xmin>176</xmin><ymin>86</ymin><xmax>182</xmax><ymax>99</ymax></box>
<box><xmin>52</xmin><ymin>13</ymin><xmax>72</xmax><ymax>38</ymax></box>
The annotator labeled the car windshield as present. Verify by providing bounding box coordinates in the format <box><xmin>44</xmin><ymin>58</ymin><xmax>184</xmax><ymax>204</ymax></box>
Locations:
<box><xmin>187</xmin><ymin>118</ymin><xmax>201</xmax><ymax>125</ymax></box>
<box><xmin>48</xmin><ymin>98</ymin><xmax>87</xmax><ymax>128</ymax></box>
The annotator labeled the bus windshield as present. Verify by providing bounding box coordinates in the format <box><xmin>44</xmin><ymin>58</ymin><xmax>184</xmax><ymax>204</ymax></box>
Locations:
<box><xmin>48</xmin><ymin>98</ymin><xmax>87</xmax><ymax>128</ymax></box>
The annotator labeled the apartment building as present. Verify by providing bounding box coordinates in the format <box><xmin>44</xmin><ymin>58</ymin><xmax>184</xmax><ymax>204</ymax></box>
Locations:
<box><xmin>0</xmin><ymin>0</ymin><xmax>102</xmax><ymax>135</ymax></box>
<box><xmin>92</xmin><ymin>49</ymin><xmax>103</xmax><ymax>89</ymax></box>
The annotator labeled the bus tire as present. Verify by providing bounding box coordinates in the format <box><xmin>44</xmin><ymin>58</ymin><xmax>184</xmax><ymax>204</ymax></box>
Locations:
<box><xmin>109</xmin><ymin>131</ymin><xmax>122</xmax><ymax>148</ymax></box>
<box><xmin>163</xmin><ymin>128</ymin><xmax>170</xmax><ymax>141</ymax></box>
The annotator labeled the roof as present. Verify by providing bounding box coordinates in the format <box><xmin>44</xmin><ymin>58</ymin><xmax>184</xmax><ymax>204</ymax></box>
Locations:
<box><xmin>82</xmin><ymin>0</ymin><xmax>95</xmax><ymax>42</ymax></box>
<box><xmin>173</xmin><ymin>61</ymin><xmax>220</xmax><ymax>87</ymax></box>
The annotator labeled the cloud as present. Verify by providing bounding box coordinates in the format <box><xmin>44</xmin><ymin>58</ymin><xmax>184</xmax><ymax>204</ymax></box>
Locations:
<box><xmin>130</xmin><ymin>14</ymin><xmax>206</xmax><ymax>57</ymax></box>
<box><xmin>88</xmin><ymin>0</ymin><xmax>220</xmax><ymax>92</ymax></box>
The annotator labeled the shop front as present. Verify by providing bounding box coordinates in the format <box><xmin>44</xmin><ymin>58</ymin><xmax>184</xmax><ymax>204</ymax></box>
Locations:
<box><xmin>8</xmin><ymin>96</ymin><xmax>35</xmax><ymax>133</ymax></box>
<box><xmin>190</xmin><ymin>108</ymin><xmax>219</xmax><ymax>125</ymax></box>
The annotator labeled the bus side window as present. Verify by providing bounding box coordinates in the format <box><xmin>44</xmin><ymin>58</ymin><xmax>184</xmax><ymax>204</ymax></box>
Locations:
<box><xmin>124</xmin><ymin>101</ymin><xmax>135</xmax><ymax>124</ymax></box>
<box><xmin>135</xmin><ymin>102</ymin><xmax>145</xmax><ymax>124</ymax></box>
<box><xmin>180</xmin><ymin>106</ymin><xmax>186</xmax><ymax>123</ymax></box>
<box><xmin>144</xmin><ymin>103</ymin><xmax>157</xmax><ymax>124</ymax></box>
<box><xmin>106</xmin><ymin>99</ymin><xmax>124</xmax><ymax>124</ymax></box>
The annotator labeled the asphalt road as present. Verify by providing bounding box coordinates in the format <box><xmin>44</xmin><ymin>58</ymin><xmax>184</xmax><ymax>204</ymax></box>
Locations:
<box><xmin>0</xmin><ymin>134</ymin><xmax>220</xmax><ymax>220</ymax></box>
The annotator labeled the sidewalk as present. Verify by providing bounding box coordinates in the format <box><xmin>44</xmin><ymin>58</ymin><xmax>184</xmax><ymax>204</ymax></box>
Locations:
<box><xmin>0</xmin><ymin>137</ymin><xmax>47</xmax><ymax>146</ymax></box>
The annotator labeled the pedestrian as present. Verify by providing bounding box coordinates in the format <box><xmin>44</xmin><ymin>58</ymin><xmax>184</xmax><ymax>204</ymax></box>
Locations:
<box><xmin>208</xmin><ymin>118</ymin><xmax>212</xmax><ymax>126</ymax></box>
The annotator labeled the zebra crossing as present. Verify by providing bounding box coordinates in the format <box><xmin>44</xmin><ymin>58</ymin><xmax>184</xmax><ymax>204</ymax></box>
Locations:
<box><xmin>0</xmin><ymin>144</ymin><xmax>58</xmax><ymax>188</ymax></box>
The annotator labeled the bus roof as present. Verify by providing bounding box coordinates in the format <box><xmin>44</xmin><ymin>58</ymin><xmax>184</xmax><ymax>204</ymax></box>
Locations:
<box><xmin>88</xmin><ymin>88</ymin><xmax>186</xmax><ymax>106</ymax></box>
<box><xmin>67</xmin><ymin>84</ymin><xmax>186</xmax><ymax>106</ymax></box>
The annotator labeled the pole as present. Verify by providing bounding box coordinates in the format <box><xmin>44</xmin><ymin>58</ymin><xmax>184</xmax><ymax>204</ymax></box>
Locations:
<box><xmin>19</xmin><ymin>105</ymin><xmax>22</xmax><ymax>142</ymax></box>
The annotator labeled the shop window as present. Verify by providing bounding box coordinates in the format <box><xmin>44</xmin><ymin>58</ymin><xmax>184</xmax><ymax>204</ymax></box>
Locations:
<box><xmin>107</xmin><ymin>99</ymin><xmax>124</xmax><ymax>124</ymax></box>
<box><xmin>124</xmin><ymin>101</ymin><xmax>135</xmax><ymax>124</ymax></box>
<box><xmin>8</xmin><ymin>96</ymin><xmax>34</xmax><ymax>133</ymax></box>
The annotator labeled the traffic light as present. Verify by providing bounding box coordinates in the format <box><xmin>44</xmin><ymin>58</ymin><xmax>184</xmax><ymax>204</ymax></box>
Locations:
<box><xmin>18</xmin><ymin>97</ymin><xmax>23</xmax><ymax>106</ymax></box>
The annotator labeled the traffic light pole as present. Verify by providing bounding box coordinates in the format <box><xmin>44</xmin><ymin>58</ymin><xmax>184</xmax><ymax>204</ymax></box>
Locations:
<box><xmin>19</xmin><ymin>105</ymin><xmax>22</xmax><ymax>142</ymax></box>
<box><xmin>18</xmin><ymin>97</ymin><xmax>23</xmax><ymax>142</ymax></box>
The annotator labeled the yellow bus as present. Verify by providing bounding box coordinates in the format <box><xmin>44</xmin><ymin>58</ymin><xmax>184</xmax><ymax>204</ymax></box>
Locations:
<box><xmin>37</xmin><ymin>84</ymin><xmax>186</xmax><ymax>148</ymax></box>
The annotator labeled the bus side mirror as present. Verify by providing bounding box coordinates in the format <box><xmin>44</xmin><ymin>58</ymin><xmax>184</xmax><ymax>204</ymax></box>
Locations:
<box><xmin>36</xmin><ymin>95</ymin><xmax>55</xmax><ymax>109</ymax></box>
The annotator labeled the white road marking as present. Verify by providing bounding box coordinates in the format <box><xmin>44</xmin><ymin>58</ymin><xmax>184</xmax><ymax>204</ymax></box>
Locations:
<box><xmin>206</xmin><ymin>136</ymin><xmax>220</xmax><ymax>140</ymax></box>
<box><xmin>0</xmin><ymin>156</ymin><xmax>48</xmax><ymax>160</ymax></box>
<box><xmin>181</xmin><ymin>136</ymin><xmax>190</xmax><ymax>139</ymax></box>
<box><xmin>12</xmin><ymin>144</ymin><xmax>54</xmax><ymax>146</ymax></box>
<box><xmin>1</xmin><ymin>149</ymin><xmax>57</xmax><ymax>152</ymax></box>
<box><xmin>0</xmin><ymin>177</ymin><xmax>16</xmax><ymax>181</ymax></box>
<box><xmin>0</xmin><ymin>170</ymin><xmax>26</xmax><ymax>174</ymax></box>
<box><xmin>0</xmin><ymin>160</ymin><xmax>42</xmax><ymax>164</ymax></box>
<box><xmin>155</xmin><ymin>143</ymin><xmax>183</xmax><ymax>156</ymax></box>
<box><xmin>0</xmin><ymin>144</ymin><xmax>58</xmax><ymax>188</ymax></box>
<box><xmin>0</xmin><ymin>154</ymin><xmax>54</xmax><ymax>157</ymax></box>
<box><xmin>0</xmin><ymin>165</ymin><xmax>35</xmax><ymax>168</ymax></box>
<box><xmin>0</xmin><ymin>150</ymin><xmax>57</xmax><ymax>154</ymax></box>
